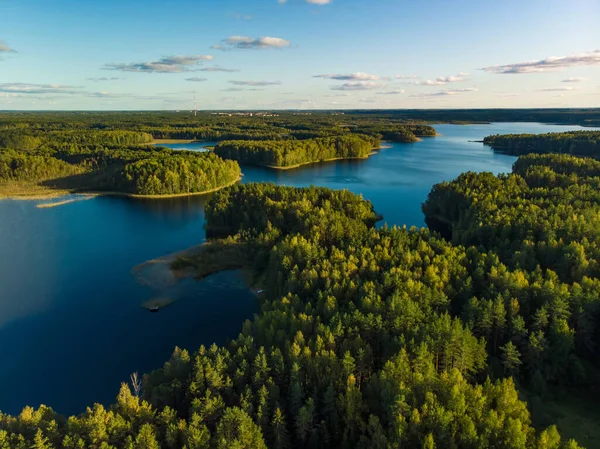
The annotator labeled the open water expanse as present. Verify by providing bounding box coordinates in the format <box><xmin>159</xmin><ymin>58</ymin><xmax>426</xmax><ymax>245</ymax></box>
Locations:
<box><xmin>0</xmin><ymin>122</ymin><xmax>595</xmax><ymax>415</ymax></box>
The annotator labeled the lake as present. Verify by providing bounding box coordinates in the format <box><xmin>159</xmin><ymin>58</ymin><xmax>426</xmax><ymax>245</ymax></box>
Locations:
<box><xmin>0</xmin><ymin>122</ymin><xmax>594</xmax><ymax>415</ymax></box>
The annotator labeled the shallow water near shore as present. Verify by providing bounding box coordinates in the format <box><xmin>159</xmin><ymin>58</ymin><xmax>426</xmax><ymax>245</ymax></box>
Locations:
<box><xmin>0</xmin><ymin>122</ymin><xmax>596</xmax><ymax>415</ymax></box>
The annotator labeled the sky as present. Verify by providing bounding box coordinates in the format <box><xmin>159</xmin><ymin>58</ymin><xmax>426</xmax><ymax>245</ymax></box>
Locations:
<box><xmin>1</xmin><ymin>0</ymin><xmax>599</xmax><ymax>110</ymax></box>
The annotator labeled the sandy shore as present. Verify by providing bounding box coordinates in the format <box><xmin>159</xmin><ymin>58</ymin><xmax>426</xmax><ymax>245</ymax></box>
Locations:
<box><xmin>36</xmin><ymin>195</ymin><xmax>96</xmax><ymax>209</ymax></box>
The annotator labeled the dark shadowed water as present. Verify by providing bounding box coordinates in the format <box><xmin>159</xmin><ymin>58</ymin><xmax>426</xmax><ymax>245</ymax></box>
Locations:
<box><xmin>0</xmin><ymin>123</ymin><xmax>594</xmax><ymax>415</ymax></box>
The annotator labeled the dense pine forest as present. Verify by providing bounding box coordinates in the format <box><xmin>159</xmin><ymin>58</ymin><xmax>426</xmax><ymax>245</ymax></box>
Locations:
<box><xmin>483</xmin><ymin>131</ymin><xmax>600</xmax><ymax>157</ymax></box>
<box><xmin>214</xmin><ymin>135</ymin><xmax>377</xmax><ymax>168</ymax></box>
<box><xmin>1</xmin><ymin>112</ymin><xmax>600</xmax><ymax>447</ymax></box>
<box><xmin>1</xmin><ymin>152</ymin><xmax>598</xmax><ymax>447</ymax></box>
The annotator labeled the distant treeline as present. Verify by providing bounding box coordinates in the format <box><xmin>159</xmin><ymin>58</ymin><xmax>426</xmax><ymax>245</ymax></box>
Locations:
<box><xmin>348</xmin><ymin>108</ymin><xmax>600</xmax><ymax>127</ymax></box>
<box><xmin>484</xmin><ymin>131</ymin><xmax>600</xmax><ymax>157</ymax></box>
<box><xmin>214</xmin><ymin>135</ymin><xmax>377</xmax><ymax>168</ymax></box>
<box><xmin>0</xmin><ymin>112</ymin><xmax>438</xmax><ymax>145</ymax></box>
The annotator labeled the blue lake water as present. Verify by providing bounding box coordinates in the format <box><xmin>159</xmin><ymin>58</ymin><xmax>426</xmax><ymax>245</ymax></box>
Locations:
<box><xmin>0</xmin><ymin>122</ymin><xmax>595</xmax><ymax>415</ymax></box>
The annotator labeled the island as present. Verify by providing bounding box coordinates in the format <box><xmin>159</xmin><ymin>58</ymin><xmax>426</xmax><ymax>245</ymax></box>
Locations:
<box><xmin>0</xmin><ymin>129</ymin><xmax>241</xmax><ymax>198</ymax></box>
<box><xmin>483</xmin><ymin>130</ymin><xmax>600</xmax><ymax>157</ymax></box>
<box><xmin>214</xmin><ymin>135</ymin><xmax>378</xmax><ymax>169</ymax></box>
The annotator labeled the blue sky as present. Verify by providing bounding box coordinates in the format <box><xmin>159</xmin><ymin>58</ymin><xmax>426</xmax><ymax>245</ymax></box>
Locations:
<box><xmin>1</xmin><ymin>0</ymin><xmax>599</xmax><ymax>110</ymax></box>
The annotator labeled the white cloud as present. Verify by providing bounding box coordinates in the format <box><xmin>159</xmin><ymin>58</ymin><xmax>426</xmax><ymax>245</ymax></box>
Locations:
<box><xmin>331</xmin><ymin>81</ymin><xmax>385</xmax><ymax>91</ymax></box>
<box><xmin>415</xmin><ymin>73</ymin><xmax>469</xmax><ymax>86</ymax></box>
<box><xmin>229</xmin><ymin>80</ymin><xmax>281</xmax><ymax>86</ymax></box>
<box><xmin>410</xmin><ymin>87</ymin><xmax>478</xmax><ymax>99</ymax></box>
<box><xmin>185</xmin><ymin>77</ymin><xmax>208</xmax><ymax>82</ymax></box>
<box><xmin>0</xmin><ymin>83</ymin><xmax>83</xmax><ymax>94</ymax></box>
<box><xmin>213</xmin><ymin>36</ymin><xmax>290</xmax><ymax>50</ymax></box>
<box><xmin>396</xmin><ymin>75</ymin><xmax>419</xmax><ymax>79</ymax></box>
<box><xmin>199</xmin><ymin>66</ymin><xmax>240</xmax><ymax>72</ymax></box>
<box><xmin>306</xmin><ymin>0</ymin><xmax>332</xmax><ymax>4</ymax></box>
<box><xmin>562</xmin><ymin>77</ymin><xmax>586</xmax><ymax>83</ymax></box>
<box><xmin>221</xmin><ymin>87</ymin><xmax>265</xmax><ymax>92</ymax></box>
<box><xmin>376</xmin><ymin>90</ymin><xmax>405</xmax><ymax>95</ymax></box>
<box><xmin>103</xmin><ymin>55</ymin><xmax>214</xmax><ymax>73</ymax></box>
<box><xmin>537</xmin><ymin>86</ymin><xmax>578</xmax><ymax>92</ymax></box>
<box><xmin>87</xmin><ymin>77</ymin><xmax>120</xmax><ymax>82</ymax></box>
<box><xmin>482</xmin><ymin>50</ymin><xmax>600</xmax><ymax>74</ymax></box>
<box><xmin>314</xmin><ymin>72</ymin><xmax>379</xmax><ymax>81</ymax></box>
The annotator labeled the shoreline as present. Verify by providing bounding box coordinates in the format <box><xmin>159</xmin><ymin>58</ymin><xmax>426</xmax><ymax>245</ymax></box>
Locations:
<box><xmin>264</xmin><ymin>154</ymin><xmax>372</xmax><ymax>171</ymax></box>
<box><xmin>0</xmin><ymin>176</ymin><xmax>242</xmax><ymax>201</ymax></box>
<box><xmin>150</xmin><ymin>139</ymin><xmax>204</xmax><ymax>145</ymax></box>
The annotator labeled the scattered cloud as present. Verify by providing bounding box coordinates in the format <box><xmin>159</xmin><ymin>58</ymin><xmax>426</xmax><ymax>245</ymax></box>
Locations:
<box><xmin>87</xmin><ymin>77</ymin><xmax>121</xmax><ymax>82</ymax></box>
<box><xmin>229</xmin><ymin>80</ymin><xmax>281</xmax><ymax>86</ymax></box>
<box><xmin>0</xmin><ymin>83</ymin><xmax>83</xmax><ymax>95</ymax></box>
<box><xmin>331</xmin><ymin>81</ymin><xmax>386</xmax><ymax>91</ymax></box>
<box><xmin>537</xmin><ymin>86</ymin><xmax>578</xmax><ymax>92</ymax></box>
<box><xmin>410</xmin><ymin>87</ymin><xmax>478</xmax><ymax>99</ymax></box>
<box><xmin>376</xmin><ymin>90</ymin><xmax>405</xmax><ymax>95</ymax></box>
<box><xmin>306</xmin><ymin>0</ymin><xmax>332</xmax><ymax>4</ymax></box>
<box><xmin>199</xmin><ymin>66</ymin><xmax>240</xmax><ymax>72</ymax></box>
<box><xmin>0</xmin><ymin>40</ymin><xmax>17</xmax><ymax>54</ymax></box>
<box><xmin>396</xmin><ymin>75</ymin><xmax>419</xmax><ymax>79</ymax></box>
<box><xmin>562</xmin><ymin>77</ymin><xmax>586</xmax><ymax>83</ymax></box>
<box><xmin>414</xmin><ymin>73</ymin><xmax>469</xmax><ymax>86</ymax></box>
<box><xmin>103</xmin><ymin>55</ymin><xmax>214</xmax><ymax>73</ymax></box>
<box><xmin>314</xmin><ymin>72</ymin><xmax>379</xmax><ymax>81</ymax></box>
<box><xmin>85</xmin><ymin>91</ymin><xmax>132</xmax><ymax>99</ymax></box>
<box><xmin>221</xmin><ymin>87</ymin><xmax>265</xmax><ymax>92</ymax></box>
<box><xmin>482</xmin><ymin>49</ymin><xmax>600</xmax><ymax>74</ymax></box>
<box><xmin>213</xmin><ymin>36</ymin><xmax>290</xmax><ymax>50</ymax></box>
<box><xmin>185</xmin><ymin>77</ymin><xmax>208</xmax><ymax>82</ymax></box>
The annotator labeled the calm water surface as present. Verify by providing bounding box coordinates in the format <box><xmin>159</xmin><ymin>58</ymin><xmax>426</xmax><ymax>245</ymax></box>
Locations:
<box><xmin>0</xmin><ymin>123</ymin><xmax>594</xmax><ymax>415</ymax></box>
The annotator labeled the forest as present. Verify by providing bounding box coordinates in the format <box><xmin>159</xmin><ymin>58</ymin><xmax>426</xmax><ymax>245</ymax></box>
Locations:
<box><xmin>484</xmin><ymin>131</ymin><xmax>600</xmax><ymax>157</ymax></box>
<box><xmin>1</xmin><ymin>112</ymin><xmax>599</xmax><ymax>448</ymax></box>
<box><xmin>0</xmin><ymin>113</ymin><xmax>437</xmax><ymax>196</ymax></box>
<box><xmin>214</xmin><ymin>135</ymin><xmax>377</xmax><ymax>168</ymax></box>
<box><xmin>1</xmin><ymin>154</ymin><xmax>597</xmax><ymax>446</ymax></box>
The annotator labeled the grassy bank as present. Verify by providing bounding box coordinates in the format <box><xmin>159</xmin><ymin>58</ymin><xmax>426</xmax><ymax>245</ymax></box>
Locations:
<box><xmin>171</xmin><ymin>238</ymin><xmax>249</xmax><ymax>280</ymax></box>
<box><xmin>265</xmin><ymin>154</ymin><xmax>374</xmax><ymax>171</ymax></box>
<box><xmin>0</xmin><ymin>181</ymin><xmax>74</xmax><ymax>200</ymax></box>
<box><xmin>0</xmin><ymin>176</ymin><xmax>242</xmax><ymax>201</ymax></box>
<box><xmin>152</xmin><ymin>139</ymin><xmax>202</xmax><ymax>144</ymax></box>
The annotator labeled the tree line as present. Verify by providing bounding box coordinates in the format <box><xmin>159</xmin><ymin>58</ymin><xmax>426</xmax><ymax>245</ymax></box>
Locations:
<box><xmin>483</xmin><ymin>131</ymin><xmax>600</xmax><ymax>157</ymax></box>
<box><xmin>214</xmin><ymin>136</ymin><xmax>377</xmax><ymax>168</ymax></box>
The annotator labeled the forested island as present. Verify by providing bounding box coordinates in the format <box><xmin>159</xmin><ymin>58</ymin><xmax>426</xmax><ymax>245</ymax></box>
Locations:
<box><xmin>2</xmin><ymin>153</ymin><xmax>598</xmax><ymax>446</ymax></box>
<box><xmin>483</xmin><ymin>131</ymin><xmax>600</xmax><ymax>157</ymax></box>
<box><xmin>0</xmin><ymin>130</ymin><xmax>241</xmax><ymax>197</ymax></box>
<box><xmin>214</xmin><ymin>135</ymin><xmax>378</xmax><ymax>169</ymax></box>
